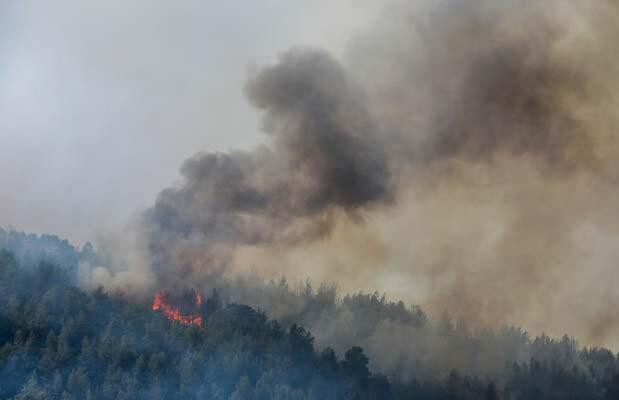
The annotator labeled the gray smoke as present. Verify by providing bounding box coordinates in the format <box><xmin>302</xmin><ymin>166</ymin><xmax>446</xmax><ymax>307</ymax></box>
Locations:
<box><xmin>100</xmin><ymin>0</ymin><xmax>619</xmax><ymax>351</ymax></box>
<box><xmin>341</xmin><ymin>0</ymin><xmax>619</xmax><ymax>345</ymax></box>
<box><xmin>143</xmin><ymin>48</ymin><xmax>390</xmax><ymax>290</ymax></box>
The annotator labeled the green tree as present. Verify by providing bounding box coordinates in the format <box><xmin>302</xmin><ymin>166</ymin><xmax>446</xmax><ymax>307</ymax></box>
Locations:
<box><xmin>231</xmin><ymin>376</ymin><xmax>254</xmax><ymax>400</ymax></box>
<box><xmin>11</xmin><ymin>372</ymin><xmax>48</xmax><ymax>400</ymax></box>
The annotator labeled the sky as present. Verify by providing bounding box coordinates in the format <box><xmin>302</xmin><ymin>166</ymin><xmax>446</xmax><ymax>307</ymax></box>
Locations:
<box><xmin>0</xmin><ymin>0</ymin><xmax>380</xmax><ymax>244</ymax></box>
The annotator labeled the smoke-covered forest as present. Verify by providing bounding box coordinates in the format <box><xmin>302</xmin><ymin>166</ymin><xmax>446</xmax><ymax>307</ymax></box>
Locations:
<box><xmin>2</xmin><ymin>228</ymin><xmax>619</xmax><ymax>399</ymax></box>
<box><xmin>4</xmin><ymin>0</ymin><xmax>619</xmax><ymax>398</ymax></box>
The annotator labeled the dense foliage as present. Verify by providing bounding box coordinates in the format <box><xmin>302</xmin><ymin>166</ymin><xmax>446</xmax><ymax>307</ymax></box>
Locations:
<box><xmin>0</xmin><ymin>227</ymin><xmax>97</xmax><ymax>281</ymax></box>
<box><xmin>1</xmin><ymin>229</ymin><xmax>619</xmax><ymax>399</ymax></box>
<box><xmin>0</xmin><ymin>249</ymin><xmax>394</xmax><ymax>399</ymax></box>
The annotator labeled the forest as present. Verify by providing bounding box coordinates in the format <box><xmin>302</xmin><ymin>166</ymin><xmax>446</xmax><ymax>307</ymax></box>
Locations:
<box><xmin>5</xmin><ymin>0</ymin><xmax>619</xmax><ymax>398</ymax></box>
<box><xmin>1</xmin><ymin>228</ymin><xmax>619</xmax><ymax>399</ymax></box>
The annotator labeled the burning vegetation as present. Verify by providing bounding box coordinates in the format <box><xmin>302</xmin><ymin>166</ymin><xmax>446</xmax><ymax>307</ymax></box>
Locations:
<box><xmin>151</xmin><ymin>289</ymin><xmax>204</xmax><ymax>327</ymax></box>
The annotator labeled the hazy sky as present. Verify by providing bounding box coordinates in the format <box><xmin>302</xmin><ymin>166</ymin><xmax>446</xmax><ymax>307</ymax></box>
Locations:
<box><xmin>0</xmin><ymin>1</ymin><xmax>380</xmax><ymax>244</ymax></box>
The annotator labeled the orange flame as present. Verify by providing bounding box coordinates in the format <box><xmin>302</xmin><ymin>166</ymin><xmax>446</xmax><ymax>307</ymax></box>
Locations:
<box><xmin>152</xmin><ymin>291</ymin><xmax>203</xmax><ymax>327</ymax></box>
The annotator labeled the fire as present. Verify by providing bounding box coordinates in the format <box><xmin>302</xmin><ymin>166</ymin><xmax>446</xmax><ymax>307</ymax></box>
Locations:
<box><xmin>151</xmin><ymin>291</ymin><xmax>203</xmax><ymax>327</ymax></box>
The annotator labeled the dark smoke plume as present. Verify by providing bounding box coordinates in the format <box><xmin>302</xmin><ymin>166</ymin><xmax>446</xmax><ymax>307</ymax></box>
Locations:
<box><xmin>143</xmin><ymin>48</ymin><xmax>390</xmax><ymax>289</ymax></box>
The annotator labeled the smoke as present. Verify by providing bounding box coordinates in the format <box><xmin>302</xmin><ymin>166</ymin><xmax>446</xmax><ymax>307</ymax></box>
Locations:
<box><xmin>96</xmin><ymin>0</ymin><xmax>619</xmax><ymax>349</ymax></box>
<box><xmin>142</xmin><ymin>48</ymin><xmax>390</xmax><ymax>290</ymax></box>
<box><xmin>342</xmin><ymin>0</ymin><xmax>619</xmax><ymax>346</ymax></box>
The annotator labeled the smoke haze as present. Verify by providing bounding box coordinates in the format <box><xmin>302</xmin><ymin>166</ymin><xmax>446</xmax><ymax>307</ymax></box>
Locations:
<box><xmin>133</xmin><ymin>0</ymin><xmax>619</xmax><ymax>350</ymax></box>
<box><xmin>5</xmin><ymin>0</ymin><xmax>619</xmax><ymax>351</ymax></box>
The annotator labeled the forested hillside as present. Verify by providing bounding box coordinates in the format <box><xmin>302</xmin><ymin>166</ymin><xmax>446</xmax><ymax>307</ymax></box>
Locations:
<box><xmin>0</xmin><ymin>248</ymin><xmax>395</xmax><ymax>399</ymax></box>
<box><xmin>1</xmin><ymin>231</ymin><xmax>619</xmax><ymax>399</ymax></box>
<box><xmin>0</xmin><ymin>228</ymin><xmax>97</xmax><ymax>281</ymax></box>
